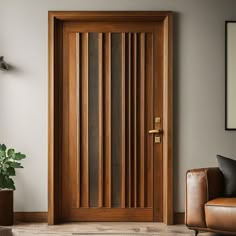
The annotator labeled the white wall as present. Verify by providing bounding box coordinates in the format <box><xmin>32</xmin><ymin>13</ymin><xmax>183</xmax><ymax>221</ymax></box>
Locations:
<box><xmin>0</xmin><ymin>0</ymin><xmax>236</xmax><ymax>213</ymax></box>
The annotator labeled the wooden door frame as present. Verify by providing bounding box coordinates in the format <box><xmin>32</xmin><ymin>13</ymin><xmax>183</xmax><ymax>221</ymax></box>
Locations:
<box><xmin>48</xmin><ymin>11</ymin><xmax>173</xmax><ymax>225</ymax></box>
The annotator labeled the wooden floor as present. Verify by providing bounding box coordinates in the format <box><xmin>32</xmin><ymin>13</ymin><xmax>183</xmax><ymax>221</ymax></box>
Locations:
<box><xmin>0</xmin><ymin>223</ymin><xmax>223</xmax><ymax>236</ymax></box>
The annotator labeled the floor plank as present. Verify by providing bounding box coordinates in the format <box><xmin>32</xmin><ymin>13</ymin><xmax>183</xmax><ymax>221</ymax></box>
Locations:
<box><xmin>3</xmin><ymin>223</ymin><xmax>223</xmax><ymax>236</ymax></box>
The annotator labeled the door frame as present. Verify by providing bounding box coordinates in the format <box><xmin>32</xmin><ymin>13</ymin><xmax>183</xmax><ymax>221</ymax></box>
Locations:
<box><xmin>48</xmin><ymin>11</ymin><xmax>173</xmax><ymax>225</ymax></box>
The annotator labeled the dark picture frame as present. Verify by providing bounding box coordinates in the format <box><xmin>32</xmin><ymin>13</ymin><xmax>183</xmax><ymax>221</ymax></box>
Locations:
<box><xmin>226</xmin><ymin>21</ymin><xmax>236</xmax><ymax>130</ymax></box>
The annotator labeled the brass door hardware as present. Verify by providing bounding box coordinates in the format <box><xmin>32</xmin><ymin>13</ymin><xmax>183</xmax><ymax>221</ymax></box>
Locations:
<box><xmin>154</xmin><ymin>136</ymin><xmax>161</xmax><ymax>143</ymax></box>
<box><xmin>149</xmin><ymin>129</ymin><xmax>162</xmax><ymax>134</ymax></box>
<box><xmin>155</xmin><ymin>117</ymin><xmax>161</xmax><ymax>123</ymax></box>
<box><xmin>149</xmin><ymin>117</ymin><xmax>162</xmax><ymax>143</ymax></box>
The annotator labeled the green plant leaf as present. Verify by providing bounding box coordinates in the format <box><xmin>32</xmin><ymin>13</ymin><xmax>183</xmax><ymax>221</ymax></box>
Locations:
<box><xmin>9</xmin><ymin>162</ymin><xmax>23</xmax><ymax>168</ymax></box>
<box><xmin>0</xmin><ymin>144</ymin><xmax>6</xmax><ymax>151</ymax></box>
<box><xmin>4</xmin><ymin>164</ymin><xmax>9</xmax><ymax>169</ymax></box>
<box><xmin>7</xmin><ymin>149</ymin><xmax>15</xmax><ymax>157</ymax></box>
<box><xmin>14</xmin><ymin>153</ymin><xmax>26</xmax><ymax>160</ymax></box>
<box><xmin>9</xmin><ymin>181</ymin><xmax>15</xmax><ymax>190</ymax></box>
<box><xmin>7</xmin><ymin>167</ymin><xmax>15</xmax><ymax>176</ymax></box>
<box><xmin>4</xmin><ymin>177</ymin><xmax>15</xmax><ymax>190</ymax></box>
<box><xmin>0</xmin><ymin>175</ymin><xmax>15</xmax><ymax>190</ymax></box>
<box><xmin>0</xmin><ymin>175</ymin><xmax>5</xmax><ymax>187</ymax></box>
<box><xmin>0</xmin><ymin>150</ymin><xmax>5</xmax><ymax>158</ymax></box>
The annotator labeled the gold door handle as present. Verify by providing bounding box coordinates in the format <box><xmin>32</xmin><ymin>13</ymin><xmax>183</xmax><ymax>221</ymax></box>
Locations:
<box><xmin>148</xmin><ymin>129</ymin><xmax>162</xmax><ymax>134</ymax></box>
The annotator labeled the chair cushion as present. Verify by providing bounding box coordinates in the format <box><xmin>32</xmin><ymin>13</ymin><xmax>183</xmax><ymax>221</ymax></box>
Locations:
<box><xmin>205</xmin><ymin>198</ymin><xmax>236</xmax><ymax>232</ymax></box>
<box><xmin>216</xmin><ymin>155</ymin><xmax>236</xmax><ymax>197</ymax></box>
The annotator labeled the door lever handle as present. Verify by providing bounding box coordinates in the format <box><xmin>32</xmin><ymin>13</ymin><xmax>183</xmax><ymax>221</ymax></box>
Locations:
<box><xmin>148</xmin><ymin>129</ymin><xmax>162</xmax><ymax>134</ymax></box>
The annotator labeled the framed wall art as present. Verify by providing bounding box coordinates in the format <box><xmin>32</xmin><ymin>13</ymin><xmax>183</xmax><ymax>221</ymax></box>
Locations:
<box><xmin>226</xmin><ymin>21</ymin><xmax>236</xmax><ymax>130</ymax></box>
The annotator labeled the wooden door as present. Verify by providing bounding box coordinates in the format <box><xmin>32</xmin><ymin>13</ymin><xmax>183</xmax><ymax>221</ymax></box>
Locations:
<box><xmin>48</xmin><ymin>11</ymin><xmax>173</xmax><ymax>224</ymax></box>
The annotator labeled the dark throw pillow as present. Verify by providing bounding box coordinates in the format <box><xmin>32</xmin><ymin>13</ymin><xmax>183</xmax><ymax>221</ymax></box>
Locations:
<box><xmin>216</xmin><ymin>155</ymin><xmax>236</xmax><ymax>197</ymax></box>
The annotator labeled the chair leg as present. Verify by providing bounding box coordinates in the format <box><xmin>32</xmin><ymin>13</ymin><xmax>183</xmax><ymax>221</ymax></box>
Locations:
<box><xmin>194</xmin><ymin>230</ymin><xmax>199</xmax><ymax>236</ymax></box>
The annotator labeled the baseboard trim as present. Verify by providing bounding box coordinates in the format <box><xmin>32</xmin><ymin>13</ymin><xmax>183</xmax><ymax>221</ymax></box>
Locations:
<box><xmin>14</xmin><ymin>212</ymin><xmax>48</xmax><ymax>223</ymax></box>
<box><xmin>174</xmin><ymin>212</ymin><xmax>185</xmax><ymax>224</ymax></box>
<box><xmin>14</xmin><ymin>211</ymin><xmax>185</xmax><ymax>224</ymax></box>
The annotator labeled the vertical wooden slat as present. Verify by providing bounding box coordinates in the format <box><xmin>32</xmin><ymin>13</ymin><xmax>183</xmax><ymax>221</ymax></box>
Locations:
<box><xmin>128</xmin><ymin>33</ymin><xmax>132</xmax><ymax>208</ymax></box>
<box><xmin>104</xmin><ymin>33</ymin><xmax>111</xmax><ymax>208</ymax></box>
<box><xmin>62</xmin><ymin>29</ymin><xmax>70</xmax><ymax>218</ymax></box>
<box><xmin>54</xmin><ymin>20</ymin><xmax>64</xmax><ymax>223</ymax></box>
<box><xmin>133</xmin><ymin>33</ymin><xmax>137</xmax><ymax>208</ymax></box>
<box><xmin>98</xmin><ymin>33</ymin><xmax>104</xmax><ymax>208</ymax></box>
<box><xmin>81</xmin><ymin>32</ymin><xmax>89</xmax><ymax>208</ymax></box>
<box><xmin>69</xmin><ymin>33</ymin><xmax>81</xmax><ymax>209</ymax></box>
<box><xmin>121</xmin><ymin>32</ymin><xmax>126</xmax><ymax>209</ymax></box>
<box><xmin>139</xmin><ymin>33</ymin><xmax>146</xmax><ymax>208</ymax></box>
<box><xmin>76</xmin><ymin>33</ymin><xmax>81</xmax><ymax>208</ymax></box>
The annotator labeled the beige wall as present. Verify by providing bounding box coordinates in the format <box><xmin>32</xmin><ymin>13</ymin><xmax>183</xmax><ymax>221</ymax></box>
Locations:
<box><xmin>0</xmin><ymin>0</ymin><xmax>236</xmax><ymax>213</ymax></box>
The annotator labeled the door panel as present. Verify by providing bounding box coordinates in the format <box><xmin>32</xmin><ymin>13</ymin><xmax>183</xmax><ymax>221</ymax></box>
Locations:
<box><xmin>62</xmin><ymin>22</ymin><xmax>163</xmax><ymax>221</ymax></box>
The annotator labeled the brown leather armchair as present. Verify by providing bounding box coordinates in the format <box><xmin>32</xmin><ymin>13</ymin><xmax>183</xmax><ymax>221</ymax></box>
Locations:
<box><xmin>186</xmin><ymin>168</ymin><xmax>236</xmax><ymax>235</ymax></box>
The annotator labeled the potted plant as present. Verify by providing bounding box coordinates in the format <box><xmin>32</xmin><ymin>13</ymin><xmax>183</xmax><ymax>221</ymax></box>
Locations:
<box><xmin>0</xmin><ymin>144</ymin><xmax>26</xmax><ymax>225</ymax></box>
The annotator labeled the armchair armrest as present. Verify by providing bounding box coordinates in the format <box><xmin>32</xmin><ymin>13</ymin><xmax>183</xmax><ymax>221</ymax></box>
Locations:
<box><xmin>185</xmin><ymin>168</ymin><xmax>224</xmax><ymax>228</ymax></box>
